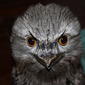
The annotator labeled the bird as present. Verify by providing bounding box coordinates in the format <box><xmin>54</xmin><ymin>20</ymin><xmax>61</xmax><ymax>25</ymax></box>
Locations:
<box><xmin>10</xmin><ymin>3</ymin><xmax>85</xmax><ymax>85</ymax></box>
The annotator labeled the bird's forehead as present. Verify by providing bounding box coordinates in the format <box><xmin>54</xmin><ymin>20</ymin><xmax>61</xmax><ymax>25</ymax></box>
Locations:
<box><xmin>14</xmin><ymin>3</ymin><xmax>80</xmax><ymax>41</ymax></box>
<box><xmin>29</xmin><ymin>20</ymin><xmax>65</xmax><ymax>41</ymax></box>
<box><xmin>28</xmin><ymin>19</ymin><xmax>79</xmax><ymax>42</ymax></box>
<box><xmin>22</xmin><ymin>4</ymin><xmax>65</xmax><ymax>41</ymax></box>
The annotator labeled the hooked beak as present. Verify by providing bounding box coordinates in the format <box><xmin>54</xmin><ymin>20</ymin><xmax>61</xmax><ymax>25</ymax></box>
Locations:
<box><xmin>32</xmin><ymin>53</ymin><xmax>64</xmax><ymax>71</ymax></box>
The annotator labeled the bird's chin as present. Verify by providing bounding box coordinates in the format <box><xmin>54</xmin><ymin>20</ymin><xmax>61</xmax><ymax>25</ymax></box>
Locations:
<box><xmin>36</xmin><ymin>68</ymin><xmax>57</xmax><ymax>81</ymax></box>
<box><xmin>35</xmin><ymin>62</ymin><xmax>67</xmax><ymax>82</ymax></box>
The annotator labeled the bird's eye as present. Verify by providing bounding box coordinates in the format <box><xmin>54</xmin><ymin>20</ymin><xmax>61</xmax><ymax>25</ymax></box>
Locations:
<box><xmin>27</xmin><ymin>37</ymin><xmax>36</xmax><ymax>47</ymax></box>
<box><xmin>58</xmin><ymin>35</ymin><xmax>68</xmax><ymax>46</ymax></box>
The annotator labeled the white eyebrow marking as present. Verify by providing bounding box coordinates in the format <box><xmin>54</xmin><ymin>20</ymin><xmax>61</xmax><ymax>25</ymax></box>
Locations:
<box><xmin>53</xmin><ymin>30</ymin><xmax>66</xmax><ymax>40</ymax></box>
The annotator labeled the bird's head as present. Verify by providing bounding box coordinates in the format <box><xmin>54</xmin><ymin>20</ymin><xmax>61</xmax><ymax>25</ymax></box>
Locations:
<box><xmin>11</xmin><ymin>3</ymin><xmax>82</xmax><ymax>74</ymax></box>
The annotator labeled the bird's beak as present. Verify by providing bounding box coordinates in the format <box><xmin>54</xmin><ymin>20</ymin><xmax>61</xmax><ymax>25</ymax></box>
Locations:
<box><xmin>35</xmin><ymin>54</ymin><xmax>64</xmax><ymax>70</ymax></box>
<box><xmin>40</xmin><ymin>56</ymin><xmax>58</xmax><ymax>70</ymax></box>
<box><xmin>30</xmin><ymin>53</ymin><xmax>64</xmax><ymax>71</ymax></box>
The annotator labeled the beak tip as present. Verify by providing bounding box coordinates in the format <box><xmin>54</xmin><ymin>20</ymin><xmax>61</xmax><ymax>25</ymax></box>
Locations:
<box><xmin>46</xmin><ymin>64</ymin><xmax>51</xmax><ymax>71</ymax></box>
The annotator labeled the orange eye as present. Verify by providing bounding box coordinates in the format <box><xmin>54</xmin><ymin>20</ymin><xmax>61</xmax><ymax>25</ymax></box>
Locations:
<box><xmin>27</xmin><ymin>37</ymin><xmax>36</xmax><ymax>47</ymax></box>
<box><xmin>58</xmin><ymin>35</ymin><xmax>68</xmax><ymax>46</ymax></box>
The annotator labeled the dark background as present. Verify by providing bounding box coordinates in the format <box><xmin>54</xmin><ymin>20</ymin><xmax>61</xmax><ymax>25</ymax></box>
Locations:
<box><xmin>0</xmin><ymin>0</ymin><xmax>85</xmax><ymax>85</ymax></box>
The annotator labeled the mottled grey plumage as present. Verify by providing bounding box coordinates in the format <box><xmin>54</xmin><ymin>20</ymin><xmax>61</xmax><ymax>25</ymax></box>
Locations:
<box><xmin>11</xmin><ymin>3</ymin><xmax>85</xmax><ymax>85</ymax></box>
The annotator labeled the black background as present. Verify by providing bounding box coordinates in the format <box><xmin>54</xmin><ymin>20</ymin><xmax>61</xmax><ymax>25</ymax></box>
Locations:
<box><xmin>0</xmin><ymin>0</ymin><xmax>85</xmax><ymax>85</ymax></box>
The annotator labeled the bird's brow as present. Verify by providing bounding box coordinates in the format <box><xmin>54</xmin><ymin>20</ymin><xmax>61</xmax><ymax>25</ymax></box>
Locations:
<box><xmin>29</xmin><ymin>31</ymin><xmax>39</xmax><ymax>41</ymax></box>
